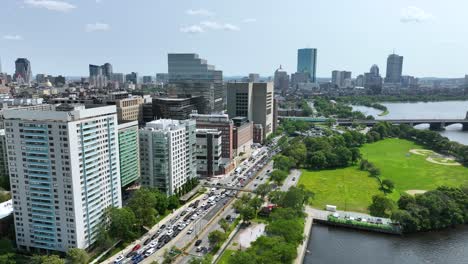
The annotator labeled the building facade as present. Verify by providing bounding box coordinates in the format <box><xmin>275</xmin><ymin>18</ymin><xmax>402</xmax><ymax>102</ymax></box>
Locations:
<box><xmin>153</xmin><ymin>97</ymin><xmax>204</xmax><ymax>120</ymax></box>
<box><xmin>227</xmin><ymin>82</ymin><xmax>274</xmax><ymax>143</ymax></box>
<box><xmin>118</xmin><ymin>121</ymin><xmax>140</xmax><ymax>188</ymax></box>
<box><xmin>3</xmin><ymin>104</ymin><xmax>121</xmax><ymax>252</ymax></box>
<box><xmin>297</xmin><ymin>48</ymin><xmax>317</xmax><ymax>83</ymax></box>
<box><xmin>190</xmin><ymin>114</ymin><xmax>233</xmax><ymax>160</ymax></box>
<box><xmin>14</xmin><ymin>58</ymin><xmax>32</xmax><ymax>84</ymax></box>
<box><xmin>0</xmin><ymin>130</ymin><xmax>8</xmax><ymax>188</ymax></box>
<box><xmin>385</xmin><ymin>54</ymin><xmax>404</xmax><ymax>84</ymax></box>
<box><xmin>232</xmin><ymin>117</ymin><xmax>253</xmax><ymax>157</ymax></box>
<box><xmin>331</xmin><ymin>70</ymin><xmax>352</xmax><ymax>88</ymax></box>
<box><xmin>139</xmin><ymin>119</ymin><xmax>196</xmax><ymax>195</ymax></box>
<box><xmin>167</xmin><ymin>54</ymin><xmax>224</xmax><ymax>114</ymax></box>
<box><xmin>195</xmin><ymin>129</ymin><xmax>222</xmax><ymax>178</ymax></box>
<box><xmin>274</xmin><ymin>66</ymin><xmax>289</xmax><ymax>95</ymax></box>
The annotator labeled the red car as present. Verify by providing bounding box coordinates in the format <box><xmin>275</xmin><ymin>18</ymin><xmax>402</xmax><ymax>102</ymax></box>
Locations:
<box><xmin>132</xmin><ymin>244</ymin><xmax>141</xmax><ymax>252</ymax></box>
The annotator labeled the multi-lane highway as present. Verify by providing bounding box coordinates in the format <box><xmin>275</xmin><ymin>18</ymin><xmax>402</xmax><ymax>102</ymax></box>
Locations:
<box><xmin>106</xmin><ymin>142</ymin><xmax>279</xmax><ymax>264</ymax></box>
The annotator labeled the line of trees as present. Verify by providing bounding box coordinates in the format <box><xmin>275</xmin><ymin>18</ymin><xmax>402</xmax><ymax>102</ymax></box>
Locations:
<box><xmin>313</xmin><ymin>97</ymin><xmax>374</xmax><ymax>120</ymax></box>
<box><xmin>360</xmin><ymin>160</ymin><xmax>394</xmax><ymax>194</ymax></box>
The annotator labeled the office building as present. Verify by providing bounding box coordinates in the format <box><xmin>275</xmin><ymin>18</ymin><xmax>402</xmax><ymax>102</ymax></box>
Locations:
<box><xmin>248</xmin><ymin>73</ymin><xmax>260</xmax><ymax>83</ymax></box>
<box><xmin>118</xmin><ymin>121</ymin><xmax>140</xmax><ymax>188</ymax></box>
<box><xmin>112</xmin><ymin>73</ymin><xmax>125</xmax><ymax>84</ymax></box>
<box><xmin>274</xmin><ymin>66</ymin><xmax>289</xmax><ymax>95</ymax></box>
<box><xmin>232</xmin><ymin>117</ymin><xmax>253</xmax><ymax>157</ymax></box>
<box><xmin>3</xmin><ymin>104</ymin><xmax>121</xmax><ymax>252</ymax></box>
<box><xmin>401</xmin><ymin>75</ymin><xmax>418</xmax><ymax>88</ymax></box>
<box><xmin>139</xmin><ymin>119</ymin><xmax>196</xmax><ymax>195</ymax></box>
<box><xmin>102</xmin><ymin>63</ymin><xmax>113</xmax><ymax>80</ymax></box>
<box><xmin>104</xmin><ymin>96</ymin><xmax>144</xmax><ymax>123</ymax></box>
<box><xmin>143</xmin><ymin>76</ymin><xmax>153</xmax><ymax>84</ymax></box>
<box><xmin>385</xmin><ymin>54</ymin><xmax>404</xmax><ymax>84</ymax></box>
<box><xmin>14</xmin><ymin>58</ymin><xmax>32</xmax><ymax>84</ymax></box>
<box><xmin>195</xmin><ymin>129</ymin><xmax>222</xmax><ymax>178</ymax></box>
<box><xmin>153</xmin><ymin>97</ymin><xmax>204</xmax><ymax>120</ymax></box>
<box><xmin>364</xmin><ymin>64</ymin><xmax>383</xmax><ymax>91</ymax></box>
<box><xmin>331</xmin><ymin>70</ymin><xmax>352</xmax><ymax>88</ymax></box>
<box><xmin>227</xmin><ymin>82</ymin><xmax>274</xmax><ymax>143</ymax></box>
<box><xmin>297</xmin><ymin>48</ymin><xmax>317</xmax><ymax>83</ymax></box>
<box><xmin>156</xmin><ymin>73</ymin><xmax>169</xmax><ymax>84</ymax></box>
<box><xmin>190</xmin><ymin>114</ymin><xmax>234</xmax><ymax>160</ymax></box>
<box><xmin>167</xmin><ymin>54</ymin><xmax>224</xmax><ymax>114</ymax></box>
<box><xmin>126</xmin><ymin>72</ymin><xmax>138</xmax><ymax>85</ymax></box>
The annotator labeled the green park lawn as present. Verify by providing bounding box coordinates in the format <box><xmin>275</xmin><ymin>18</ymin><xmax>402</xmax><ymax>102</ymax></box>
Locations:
<box><xmin>299</xmin><ymin>138</ymin><xmax>468</xmax><ymax>213</ymax></box>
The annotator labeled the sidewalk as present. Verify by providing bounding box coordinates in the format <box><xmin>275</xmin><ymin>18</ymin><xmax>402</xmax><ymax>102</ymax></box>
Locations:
<box><xmin>211</xmin><ymin>224</ymin><xmax>241</xmax><ymax>263</ymax></box>
<box><xmin>294</xmin><ymin>206</ymin><xmax>314</xmax><ymax>264</ymax></box>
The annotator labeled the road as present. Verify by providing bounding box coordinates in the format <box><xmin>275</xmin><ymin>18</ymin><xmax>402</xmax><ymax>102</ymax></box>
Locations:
<box><xmin>281</xmin><ymin>169</ymin><xmax>302</xmax><ymax>191</ymax></box>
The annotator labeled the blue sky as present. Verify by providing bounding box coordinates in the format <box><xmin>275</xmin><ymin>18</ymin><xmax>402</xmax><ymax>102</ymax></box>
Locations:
<box><xmin>1</xmin><ymin>0</ymin><xmax>467</xmax><ymax>78</ymax></box>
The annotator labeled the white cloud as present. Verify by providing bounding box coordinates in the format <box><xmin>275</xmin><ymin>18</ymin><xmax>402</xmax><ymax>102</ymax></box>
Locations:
<box><xmin>180</xmin><ymin>25</ymin><xmax>205</xmax><ymax>34</ymax></box>
<box><xmin>3</xmin><ymin>35</ymin><xmax>23</xmax><ymax>40</ymax></box>
<box><xmin>186</xmin><ymin>8</ymin><xmax>214</xmax><ymax>17</ymax></box>
<box><xmin>200</xmin><ymin>21</ymin><xmax>223</xmax><ymax>30</ymax></box>
<box><xmin>24</xmin><ymin>0</ymin><xmax>76</xmax><ymax>12</ymax></box>
<box><xmin>85</xmin><ymin>23</ymin><xmax>110</xmax><ymax>32</ymax></box>
<box><xmin>400</xmin><ymin>6</ymin><xmax>434</xmax><ymax>23</ymax></box>
<box><xmin>223</xmin><ymin>23</ymin><xmax>240</xmax><ymax>31</ymax></box>
<box><xmin>242</xmin><ymin>18</ymin><xmax>257</xmax><ymax>23</ymax></box>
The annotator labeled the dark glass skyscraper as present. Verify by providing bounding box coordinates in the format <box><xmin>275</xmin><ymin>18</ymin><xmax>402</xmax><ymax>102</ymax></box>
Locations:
<box><xmin>168</xmin><ymin>53</ymin><xmax>224</xmax><ymax>114</ymax></box>
<box><xmin>14</xmin><ymin>58</ymin><xmax>32</xmax><ymax>84</ymax></box>
<box><xmin>297</xmin><ymin>48</ymin><xmax>317</xmax><ymax>83</ymax></box>
<box><xmin>385</xmin><ymin>54</ymin><xmax>403</xmax><ymax>83</ymax></box>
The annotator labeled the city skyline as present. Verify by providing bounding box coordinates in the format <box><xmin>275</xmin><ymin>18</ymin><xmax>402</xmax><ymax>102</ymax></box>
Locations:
<box><xmin>1</xmin><ymin>0</ymin><xmax>467</xmax><ymax>77</ymax></box>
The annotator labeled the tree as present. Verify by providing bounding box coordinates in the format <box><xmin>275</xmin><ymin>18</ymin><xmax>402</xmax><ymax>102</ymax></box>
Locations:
<box><xmin>255</xmin><ymin>183</ymin><xmax>272</xmax><ymax>198</ymax></box>
<box><xmin>368</xmin><ymin>194</ymin><xmax>395</xmax><ymax>217</ymax></box>
<box><xmin>0</xmin><ymin>192</ymin><xmax>10</xmax><ymax>203</ymax></box>
<box><xmin>31</xmin><ymin>255</ymin><xmax>65</xmax><ymax>264</ymax></box>
<box><xmin>265</xmin><ymin>219</ymin><xmax>304</xmax><ymax>244</ymax></box>
<box><xmin>188</xmin><ymin>255</ymin><xmax>213</xmax><ymax>264</ymax></box>
<box><xmin>273</xmin><ymin>155</ymin><xmax>294</xmax><ymax>171</ymax></box>
<box><xmin>167</xmin><ymin>195</ymin><xmax>180</xmax><ymax>210</ymax></box>
<box><xmin>369</xmin><ymin>167</ymin><xmax>381</xmax><ymax>177</ymax></box>
<box><xmin>95</xmin><ymin>224</ymin><xmax>114</xmax><ymax>249</ymax></box>
<box><xmin>239</xmin><ymin>205</ymin><xmax>256</xmax><ymax>223</ymax></box>
<box><xmin>270</xmin><ymin>170</ymin><xmax>288</xmax><ymax>186</ymax></box>
<box><xmin>128</xmin><ymin>188</ymin><xmax>158</xmax><ymax>227</ymax></box>
<box><xmin>0</xmin><ymin>253</ymin><xmax>15</xmax><ymax>264</ymax></box>
<box><xmin>66</xmin><ymin>248</ymin><xmax>90</xmax><ymax>264</ymax></box>
<box><xmin>109</xmin><ymin>207</ymin><xmax>138</xmax><ymax>241</ymax></box>
<box><xmin>249</xmin><ymin>197</ymin><xmax>263</xmax><ymax>211</ymax></box>
<box><xmin>307</xmin><ymin>151</ymin><xmax>327</xmax><ymax>169</ymax></box>
<box><xmin>219</xmin><ymin>218</ymin><xmax>230</xmax><ymax>233</ymax></box>
<box><xmin>397</xmin><ymin>193</ymin><xmax>416</xmax><ymax>210</ymax></box>
<box><xmin>153</xmin><ymin>190</ymin><xmax>169</xmax><ymax>215</ymax></box>
<box><xmin>381</xmin><ymin>179</ymin><xmax>395</xmax><ymax>193</ymax></box>
<box><xmin>208</xmin><ymin>230</ymin><xmax>225</xmax><ymax>245</ymax></box>
<box><xmin>228</xmin><ymin>251</ymin><xmax>257</xmax><ymax>264</ymax></box>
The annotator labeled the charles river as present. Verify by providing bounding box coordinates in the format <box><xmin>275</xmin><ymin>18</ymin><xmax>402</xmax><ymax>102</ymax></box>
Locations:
<box><xmin>305</xmin><ymin>101</ymin><xmax>468</xmax><ymax>264</ymax></box>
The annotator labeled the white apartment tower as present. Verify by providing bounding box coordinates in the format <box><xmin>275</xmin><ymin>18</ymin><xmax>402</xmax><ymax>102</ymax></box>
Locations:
<box><xmin>3</xmin><ymin>104</ymin><xmax>121</xmax><ymax>253</ymax></box>
<box><xmin>139</xmin><ymin>119</ymin><xmax>196</xmax><ymax>195</ymax></box>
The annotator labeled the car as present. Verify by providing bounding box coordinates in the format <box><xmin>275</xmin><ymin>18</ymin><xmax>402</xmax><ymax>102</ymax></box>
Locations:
<box><xmin>254</xmin><ymin>184</ymin><xmax>258</xmax><ymax>187</ymax></box>
<box><xmin>180</xmin><ymin>210</ymin><xmax>187</xmax><ymax>216</ymax></box>
<box><xmin>292</xmin><ymin>177</ymin><xmax>296</xmax><ymax>181</ymax></box>
<box><xmin>132</xmin><ymin>244</ymin><xmax>141</xmax><ymax>252</ymax></box>
<box><xmin>157</xmin><ymin>242</ymin><xmax>164</xmax><ymax>249</ymax></box>
<box><xmin>114</xmin><ymin>255</ymin><xmax>124</xmax><ymax>263</ymax></box>
<box><xmin>187</xmin><ymin>226</ymin><xmax>194</xmax><ymax>234</ymax></box>
<box><xmin>201</xmin><ymin>247</ymin><xmax>208</xmax><ymax>254</ymax></box>
<box><xmin>376</xmin><ymin>218</ymin><xmax>383</xmax><ymax>224</ymax></box>
<box><xmin>144</xmin><ymin>248</ymin><xmax>155</xmax><ymax>257</ymax></box>
<box><xmin>225</xmin><ymin>215</ymin><xmax>232</xmax><ymax>221</ymax></box>
<box><xmin>160</xmin><ymin>224</ymin><xmax>166</xmax><ymax>229</ymax></box>
<box><xmin>178</xmin><ymin>223</ymin><xmax>186</xmax><ymax>230</ymax></box>
<box><xmin>143</xmin><ymin>238</ymin><xmax>151</xmax><ymax>245</ymax></box>
<box><xmin>126</xmin><ymin>251</ymin><xmax>137</xmax><ymax>258</ymax></box>
<box><xmin>131</xmin><ymin>254</ymin><xmax>144</xmax><ymax>264</ymax></box>
<box><xmin>151</xmin><ymin>233</ymin><xmax>158</xmax><ymax>240</ymax></box>
<box><xmin>196</xmin><ymin>246</ymin><xmax>202</xmax><ymax>252</ymax></box>
<box><xmin>149</xmin><ymin>241</ymin><xmax>157</xmax><ymax>248</ymax></box>
<box><xmin>195</xmin><ymin>239</ymin><xmax>202</xmax><ymax>246</ymax></box>
<box><xmin>191</xmin><ymin>214</ymin><xmax>198</xmax><ymax>220</ymax></box>
<box><xmin>167</xmin><ymin>229</ymin><xmax>174</xmax><ymax>235</ymax></box>
<box><xmin>172</xmin><ymin>229</ymin><xmax>180</xmax><ymax>237</ymax></box>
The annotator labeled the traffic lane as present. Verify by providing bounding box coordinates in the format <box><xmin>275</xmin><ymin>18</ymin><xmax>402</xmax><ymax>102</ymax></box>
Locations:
<box><xmin>281</xmin><ymin>169</ymin><xmax>301</xmax><ymax>191</ymax></box>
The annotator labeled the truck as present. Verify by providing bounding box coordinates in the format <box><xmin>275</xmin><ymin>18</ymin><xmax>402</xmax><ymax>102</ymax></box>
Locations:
<box><xmin>326</xmin><ymin>205</ymin><xmax>337</xmax><ymax>212</ymax></box>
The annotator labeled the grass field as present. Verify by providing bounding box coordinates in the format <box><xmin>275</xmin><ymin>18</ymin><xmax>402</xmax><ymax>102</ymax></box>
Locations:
<box><xmin>299</xmin><ymin>138</ymin><xmax>468</xmax><ymax>213</ymax></box>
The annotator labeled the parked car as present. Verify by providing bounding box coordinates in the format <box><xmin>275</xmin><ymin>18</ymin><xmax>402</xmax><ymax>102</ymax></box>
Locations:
<box><xmin>144</xmin><ymin>248</ymin><xmax>155</xmax><ymax>257</ymax></box>
<box><xmin>225</xmin><ymin>215</ymin><xmax>232</xmax><ymax>221</ymax></box>
<box><xmin>143</xmin><ymin>238</ymin><xmax>151</xmax><ymax>245</ymax></box>
<box><xmin>195</xmin><ymin>239</ymin><xmax>202</xmax><ymax>246</ymax></box>
<box><xmin>114</xmin><ymin>255</ymin><xmax>124</xmax><ymax>264</ymax></box>
<box><xmin>132</xmin><ymin>244</ymin><xmax>141</xmax><ymax>252</ymax></box>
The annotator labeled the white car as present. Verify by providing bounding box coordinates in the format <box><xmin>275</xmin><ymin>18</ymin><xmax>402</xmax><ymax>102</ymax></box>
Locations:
<box><xmin>144</xmin><ymin>248</ymin><xmax>155</xmax><ymax>257</ymax></box>
<box><xmin>187</xmin><ymin>226</ymin><xmax>194</xmax><ymax>234</ymax></box>
<box><xmin>191</xmin><ymin>214</ymin><xmax>198</xmax><ymax>220</ymax></box>
<box><xmin>114</xmin><ymin>255</ymin><xmax>124</xmax><ymax>263</ymax></box>
<box><xmin>178</xmin><ymin>223</ymin><xmax>186</xmax><ymax>230</ymax></box>
<box><xmin>167</xmin><ymin>229</ymin><xmax>174</xmax><ymax>236</ymax></box>
<box><xmin>149</xmin><ymin>241</ymin><xmax>157</xmax><ymax>248</ymax></box>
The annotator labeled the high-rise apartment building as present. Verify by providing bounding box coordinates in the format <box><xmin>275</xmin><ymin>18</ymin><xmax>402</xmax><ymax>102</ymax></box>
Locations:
<box><xmin>364</xmin><ymin>64</ymin><xmax>383</xmax><ymax>90</ymax></box>
<box><xmin>14</xmin><ymin>58</ymin><xmax>32</xmax><ymax>84</ymax></box>
<box><xmin>297</xmin><ymin>48</ymin><xmax>317</xmax><ymax>83</ymax></box>
<box><xmin>167</xmin><ymin>54</ymin><xmax>224</xmax><ymax>114</ymax></box>
<box><xmin>227</xmin><ymin>82</ymin><xmax>274</xmax><ymax>143</ymax></box>
<box><xmin>0</xmin><ymin>130</ymin><xmax>8</xmax><ymax>188</ymax></box>
<box><xmin>3</xmin><ymin>104</ymin><xmax>121</xmax><ymax>252</ymax></box>
<box><xmin>139</xmin><ymin>119</ymin><xmax>196</xmax><ymax>195</ymax></box>
<box><xmin>126</xmin><ymin>72</ymin><xmax>138</xmax><ymax>85</ymax></box>
<box><xmin>102</xmin><ymin>63</ymin><xmax>113</xmax><ymax>80</ymax></box>
<box><xmin>195</xmin><ymin>129</ymin><xmax>222</xmax><ymax>178</ymax></box>
<box><xmin>118</xmin><ymin>121</ymin><xmax>140</xmax><ymax>188</ymax></box>
<box><xmin>385</xmin><ymin>54</ymin><xmax>404</xmax><ymax>84</ymax></box>
<box><xmin>142</xmin><ymin>76</ymin><xmax>153</xmax><ymax>84</ymax></box>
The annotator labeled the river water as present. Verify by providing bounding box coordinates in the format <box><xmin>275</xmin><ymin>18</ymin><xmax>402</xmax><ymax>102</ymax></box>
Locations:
<box><xmin>304</xmin><ymin>101</ymin><xmax>468</xmax><ymax>264</ymax></box>
<box><xmin>352</xmin><ymin>101</ymin><xmax>468</xmax><ymax>145</ymax></box>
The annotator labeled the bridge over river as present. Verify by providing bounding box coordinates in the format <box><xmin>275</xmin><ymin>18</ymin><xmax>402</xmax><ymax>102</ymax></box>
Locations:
<box><xmin>279</xmin><ymin>111</ymin><xmax>468</xmax><ymax>131</ymax></box>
